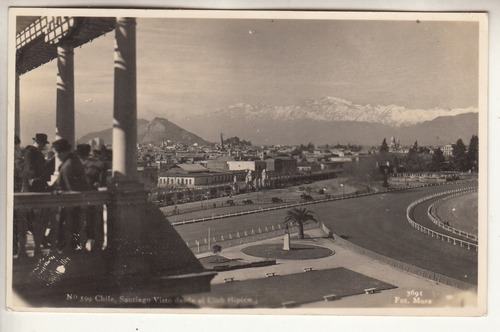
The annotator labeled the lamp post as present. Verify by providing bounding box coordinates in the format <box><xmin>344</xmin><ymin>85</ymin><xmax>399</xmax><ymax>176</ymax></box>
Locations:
<box><xmin>340</xmin><ymin>183</ymin><xmax>345</xmax><ymax>195</ymax></box>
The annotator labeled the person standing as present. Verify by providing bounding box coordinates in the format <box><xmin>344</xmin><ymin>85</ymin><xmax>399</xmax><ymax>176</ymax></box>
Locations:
<box><xmin>21</xmin><ymin>133</ymin><xmax>52</xmax><ymax>192</ymax></box>
<box><xmin>76</xmin><ymin>144</ymin><xmax>107</xmax><ymax>251</ymax></box>
<box><xmin>18</xmin><ymin>133</ymin><xmax>54</xmax><ymax>256</ymax></box>
<box><xmin>51</xmin><ymin>139</ymin><xmax>89</xmax><ymax>252</ymax></box>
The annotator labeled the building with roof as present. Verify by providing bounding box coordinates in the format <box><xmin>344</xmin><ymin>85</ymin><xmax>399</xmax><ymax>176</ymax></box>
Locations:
<box><xmin>157</xmin><ymin>163</ymin><xmax>233</xmax><ymax>188</ymax></box>
<box><xmin>265</xmin><ymin>157</ymin><xmax>297</xmax><ymax>176</ymax></box>
<box><xmin>227</xmin><ymin>160</ymin><xmax>267</xmax><ymax>173</ymax></box>
<box><xmin>297</xmin><ymin>162</ymin><xmax>321</xmax><ymax>173</ymax></box>
<box><xmin>442</xmin><ymin>144</ymin><xmax>454</xmax><ymax>157</ymax></box>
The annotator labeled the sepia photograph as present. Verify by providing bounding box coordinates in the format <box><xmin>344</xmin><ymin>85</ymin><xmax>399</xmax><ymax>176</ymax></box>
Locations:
<box><xmin>5</xmin><ymin>7</ymin><xmax>487</xmax><ymax>317</ymax></box>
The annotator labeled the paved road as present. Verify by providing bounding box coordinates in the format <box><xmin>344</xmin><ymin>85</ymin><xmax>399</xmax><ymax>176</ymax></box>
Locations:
<box><xmin>175</xmin><ymin>183</ymin><xmax>478</xmax><ymax>284</ymax></box>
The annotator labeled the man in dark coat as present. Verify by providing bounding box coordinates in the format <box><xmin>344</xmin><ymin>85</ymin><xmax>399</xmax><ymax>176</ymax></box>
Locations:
<box><xmin>52</xmin><ymin>139</ymin><xmax>88</xmax><ymax>192</ymax></box>
<box><xmin>21</xmin><ymin>133</ymin><xmax>53</xmax><ymax>192</ymax></box>
<box><xmin>52</xmin><ymin>139</ymin><xmax>89</xmax><ymax>252</ymax></box>
<box><xmin>76</xmin><ymin>144</ymin><xmax>107</xmax><ymax>251</ymax></box>
<box><xmin>18</xmin><ymin>133</ymin><xmax>54</xmax><ymax>257</ymax></box>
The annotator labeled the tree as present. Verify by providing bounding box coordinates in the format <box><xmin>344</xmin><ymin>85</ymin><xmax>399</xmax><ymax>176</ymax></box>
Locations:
<box><xmin>466</xmin><ymin>135</ymin><xmax>479</xmax><ymax>172</ymax></box>
<box><xmin>430</xmin><ymin>148</ymin><xmax>445</xmax><ymax>171</ymax></box>
<box><xmin>343</xmin><ymin>154</ymin><xmax>383</xmax><ymax>183</ymax></box>
<box><xmin>380</xmin><ymin>138</ymin><xmax>389</xmax><ymax>153</ymax></box>
<box><xmin>284</xmin><ymin>207</ymin><xmax>317</xmax><ymax>239</ymax></box>
<box><xmin>224</xmin><ymin>136</ymin><xmax>252</xmax><ymax>148</ymax></box>
<box><xmin>411</xmin><ymin>141</ymin><xmax>419</xmax><ymax>153</ymax></box>
<box><xmin>404</xmin><ymin>140</ymin><xmax>427</xmax><ymax>172</ymax></box>
<box><xmin>212</xmin><ymin>245</ymin><xmax>222</xmax><ymax>255</ymax></box>
<box><xmin>452</xmin><ymin>139</ymin><xmax>468</xmax><ymax>171</ymax></box>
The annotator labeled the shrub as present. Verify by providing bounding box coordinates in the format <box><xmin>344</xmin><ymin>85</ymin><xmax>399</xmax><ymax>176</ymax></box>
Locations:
<box><xmin>212</xmin><ymin>245</ymin><xmax>222</xmax><ymax>255</ymax></box>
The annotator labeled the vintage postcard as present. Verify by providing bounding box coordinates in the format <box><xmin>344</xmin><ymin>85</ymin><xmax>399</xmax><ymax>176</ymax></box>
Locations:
<box><xmin>6</xmin><ymin>8</ymin><xmax>487</xmax><ymax>316</ymax></box>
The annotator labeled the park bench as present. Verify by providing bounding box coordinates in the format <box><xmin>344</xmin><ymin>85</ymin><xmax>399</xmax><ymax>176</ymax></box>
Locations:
<box><xmin>265</xmin><ymin>272</ymin><xmax>276</xmax><ymax>277</ymax></box>
<box><xmin>303</xmin><ymin>267</ymin><xmax>313</xmax><ymax>272</ymax></box>
<box><xmin>281</xmin><ymin>301</ymin><xmax>296</xmax><ymax>308</ymax></box>
<box><xmin>224</xmin><ymin>277</ymin><xmax>235</xmax><ymax>283</ymax></box>
<box><xmin>323</xmin><ymin>294</ymin><xmax>337</xmax><ymax>301</ymax></box>
<box><xmin>364</xmin><ymin>288</ymin><xmax>377</xmax><ymax>294</ymax></box>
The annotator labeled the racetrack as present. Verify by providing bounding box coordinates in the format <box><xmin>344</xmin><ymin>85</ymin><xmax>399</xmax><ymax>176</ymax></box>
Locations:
<box><xmin>175</xmin><ymin>183</ymin><xmax>478</xmax><ymax>284</ymax></box>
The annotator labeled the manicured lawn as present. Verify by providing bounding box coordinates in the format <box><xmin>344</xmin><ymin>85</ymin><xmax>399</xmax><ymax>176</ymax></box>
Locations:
<box><xmin>184</xmin><ymin>267</ymin><xmax>396</xmax><ymax>308</ymax></box>
<box><xmin>242</xmin><ymin>243</ymin><xmax>334</xmax><ymax>260</ymax></box>
<box><xmin>436</xmin><ymin>192</ymin><xmax>478</xmax><ymax>235</ymax></box>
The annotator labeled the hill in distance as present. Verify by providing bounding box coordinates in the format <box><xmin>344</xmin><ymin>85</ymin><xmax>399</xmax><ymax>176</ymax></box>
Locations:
<box><xmin>79</xmin><ymin>117</ymin><xmax>212</xmax><ymax>146</ymax></box>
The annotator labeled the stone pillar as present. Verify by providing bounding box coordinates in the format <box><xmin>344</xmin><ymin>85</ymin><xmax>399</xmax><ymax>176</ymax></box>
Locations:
<box><xmin>283</xmin><ymin>224</ymin><xmax>291</xmax><ymax>251</ymax></box>
<box><xmin>283</xmin><ymin>233</ymin><xmax>291</xmax><ymax>251</ymax></box>
<box><xmin>112</xmin><ymin>17</ymin><xmax>137</xmax><ymax>181</ymax></box>
<box><xmin>15</xmin><ymin>72</ymin><xmax>20</xmax><ymax>139</ymax></box>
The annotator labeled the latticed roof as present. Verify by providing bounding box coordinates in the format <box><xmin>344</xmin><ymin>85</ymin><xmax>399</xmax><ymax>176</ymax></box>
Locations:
<box><xmin>16</xmin><ymin>16</ymin><xmax>116</xmax><ymax>75</ymax></box>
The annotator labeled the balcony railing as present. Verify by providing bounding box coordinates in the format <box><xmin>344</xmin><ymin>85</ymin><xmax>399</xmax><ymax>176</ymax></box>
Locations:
<box><xmin>12</xmin><ymin>188</ymin><xmax>216</xmax><ymax>306</ymax></box>
<box><xmin>14</xmin><ymin>189</ymin><xmax>111</xmax><ymax>209</ymax></box>
<box><xmin>13</xmin><ymin>190</ymin><xmax>111</xmax><ymax>258</ymax></box>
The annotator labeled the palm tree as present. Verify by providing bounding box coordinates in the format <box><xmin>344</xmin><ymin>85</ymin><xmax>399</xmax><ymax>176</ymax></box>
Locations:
<box><xmin>284</xmin><ymin>207</ymin><xmax>317</xmax><ymax>239</ymax></box>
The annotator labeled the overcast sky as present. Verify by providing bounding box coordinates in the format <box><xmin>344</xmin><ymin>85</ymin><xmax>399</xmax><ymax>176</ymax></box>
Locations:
<box><xmin>18</xmin><ymin>16</ymin><xmax>479</xmax><ymax>145</ymax></box>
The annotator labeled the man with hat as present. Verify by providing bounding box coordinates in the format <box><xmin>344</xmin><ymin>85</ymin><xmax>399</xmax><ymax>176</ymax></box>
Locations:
<box><xmin>18</xmin><ymin>133</ymin><xmax>55</xmax><ymax>257</ymax></box>
<box><xmin>76</xmin><ymin>143</ymin><xmax>107</xmax><ymax>251</ymax></box>
<box><xmin>51</xmin><ymin>139</ymin><xmax>89</xmax><ymax>252</ymax></box>
<box><xmin>21</xmin><ymin>133</ymin><xmax>53</xmax><ymax>192</ymax></box>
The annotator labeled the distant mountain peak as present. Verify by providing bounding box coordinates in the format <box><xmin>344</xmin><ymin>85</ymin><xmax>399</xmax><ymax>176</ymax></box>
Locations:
<box><xmin>208</xmin><ymin>96</ymin><xmax>477</xmax><ymax>128</ymax></box>
<box><xmin>79</xmin><ymin>117</ymin><xmax>211</xmax><ymax>146</ymax></box>
<box><xmin>174</xmin><ymin>96</ymin><xmax>478</xmax><ymax>146</ymax></box>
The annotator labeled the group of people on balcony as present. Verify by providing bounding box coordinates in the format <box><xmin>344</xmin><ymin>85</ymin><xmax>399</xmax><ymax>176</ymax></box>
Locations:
<box><xmin>14</xmin><ymin>133</ymin><xmax>109</xmax><ymax>258</ymax></box>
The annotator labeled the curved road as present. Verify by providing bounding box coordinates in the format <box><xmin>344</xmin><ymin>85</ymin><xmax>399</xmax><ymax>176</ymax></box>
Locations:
<box><xmin>175</xmin><ymin>183</ymin><xmax>478</xmax><ymax>284</ymax></box>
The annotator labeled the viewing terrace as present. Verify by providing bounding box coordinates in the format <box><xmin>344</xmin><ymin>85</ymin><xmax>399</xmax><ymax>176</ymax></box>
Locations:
<box><xmin>12</xmin><ymin>16</ymin><xmax>215</xmax><ymax>307</ymax></box>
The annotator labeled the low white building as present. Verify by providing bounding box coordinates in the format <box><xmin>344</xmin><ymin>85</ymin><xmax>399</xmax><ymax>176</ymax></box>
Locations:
<box><xmin>157</xmin><ymin>163</ymin><xmax>233</xmax><ymax>188</ymax></box>
<box><xmin>226</xmin><ymin>160</ymin><xmax>267</xmax><ymax>173</ymax></box>
<box><xmin>442</xmin><ymin>144</ymin><xmax>453</xmax><ymax>157</ymax></box>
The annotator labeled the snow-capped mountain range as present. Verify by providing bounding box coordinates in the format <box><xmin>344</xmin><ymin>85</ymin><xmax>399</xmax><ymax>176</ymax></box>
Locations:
<box><xmin>175</xmin><ymin>96</ymin><xmax>478</xmax><ymax>146</ymax></box>
<box><xmin>208</xmin><ymin>97</ymin><xmax>478</xmax><ymax>128</ymax></box>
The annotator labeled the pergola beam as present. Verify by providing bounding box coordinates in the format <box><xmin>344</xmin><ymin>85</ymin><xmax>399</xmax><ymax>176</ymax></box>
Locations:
<box><xmin>16</xmin><ymin>16</ymin><xmax>116</xmax><ymax>75</ymax></box>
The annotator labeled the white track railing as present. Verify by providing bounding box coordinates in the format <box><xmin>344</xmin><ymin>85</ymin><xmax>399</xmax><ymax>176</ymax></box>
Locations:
<box><xmin>427</xmin><ymin>189</ymin><xmax>478</xmax><ymax>241</ymax></box>
<box><xmin>171</xmin><ymin>180</ymin><xmax>476</xmax><ymax>226</ymax></box>
<box><xmin>406</xmin><ymin>187</ymin><xmax>478</xmax><ymax>251</ymax></box>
